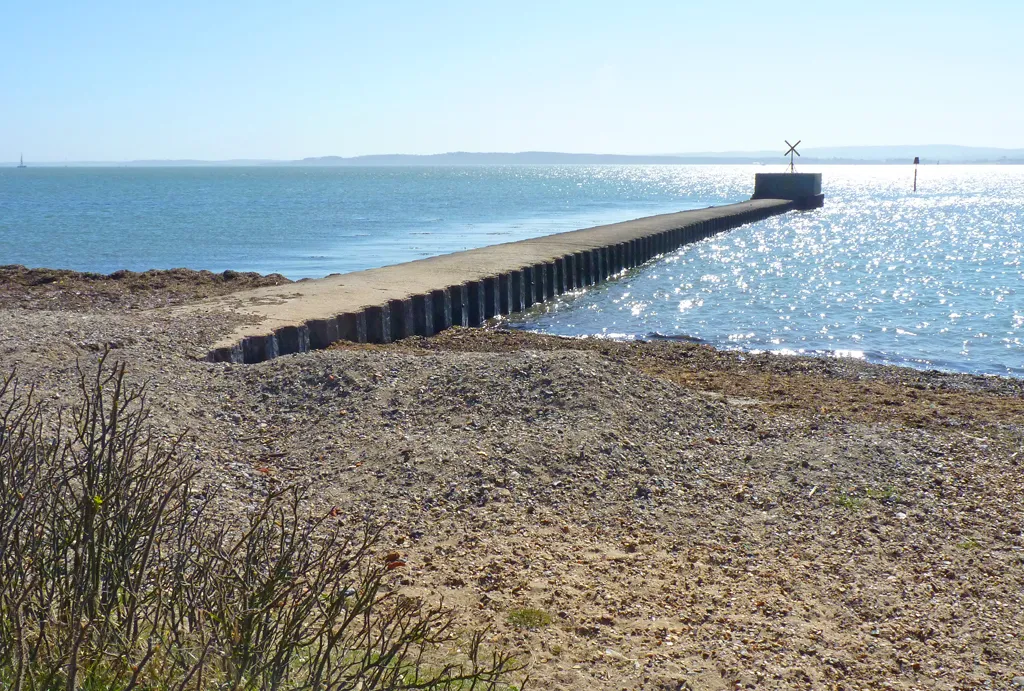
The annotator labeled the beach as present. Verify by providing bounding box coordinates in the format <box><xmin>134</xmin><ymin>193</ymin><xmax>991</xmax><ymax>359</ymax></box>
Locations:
<box><xmin>2</xmin><ymin>268</ymin><xmax>1022</xmax><ymax>689</ymax></box>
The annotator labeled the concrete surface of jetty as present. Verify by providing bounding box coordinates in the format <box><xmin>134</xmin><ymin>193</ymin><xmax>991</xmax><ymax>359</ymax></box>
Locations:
<box><xmin>200</xmin><ymin>198</ymin><xmax>794</xmax><ymax>363</ymax></box>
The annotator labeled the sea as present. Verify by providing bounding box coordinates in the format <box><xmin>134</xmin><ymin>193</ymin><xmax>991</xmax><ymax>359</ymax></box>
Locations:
<box><xmin>1</xmin><ymin>164</ymin><xmax>1021</xmax><ymax>377</ymax></box>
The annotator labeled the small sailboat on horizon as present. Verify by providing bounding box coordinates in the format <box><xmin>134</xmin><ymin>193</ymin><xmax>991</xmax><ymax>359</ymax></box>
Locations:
<box><xmin>17</xmin><ymin>154</ymin><xmax>27</xmax><ymax>168</ymax></box>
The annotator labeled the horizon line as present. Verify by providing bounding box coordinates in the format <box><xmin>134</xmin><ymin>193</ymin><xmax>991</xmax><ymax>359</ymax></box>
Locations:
<box><xmin>7</xmin><ymin>143</ymin><xmax>1024</xmax><ymax>166</ymax></box>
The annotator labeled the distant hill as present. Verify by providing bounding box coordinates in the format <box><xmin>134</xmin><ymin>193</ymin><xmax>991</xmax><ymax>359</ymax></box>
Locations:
<box><xmin>295</xmin><ymin>146</ymin><xmax>1024</xmax><ymax>166</ymax></box>
<box><xmin>124</xmin><ymin>159</ymin><xmax>278</xmax><ymax>167</ymax></box>
<box><xmin>8</xmin><ymin>146</ymin><xmax>1024</xmax><ymax>167</ymax></box>
<box><xmin>782</xmin><ymin>145</ymin><xmax>1024</xmax><ymax>163</ymax></box>
<box><xmin>668</xmin><ymin>145</ymin><xmax>1024</xmax><ymax>163</ymax></box>
<box><xmin>292</xmin><ymin>152</ymin><xmax>759</xmax><ymax>165</ymax></box>
<box><xmin>2</xmin><ymin>159</ymin><xmax>278</xmax><ymax>167</ymax></box>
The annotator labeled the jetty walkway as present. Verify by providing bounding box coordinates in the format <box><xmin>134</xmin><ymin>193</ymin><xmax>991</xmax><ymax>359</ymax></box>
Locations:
<box><xmin>201</xmin><ymin>198</ymin><xmax>795</xmax><ymax>363</ymax></box>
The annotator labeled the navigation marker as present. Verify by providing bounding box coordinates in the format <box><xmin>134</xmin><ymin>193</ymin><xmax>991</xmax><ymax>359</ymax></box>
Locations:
<box><xmin>784</xmin><ymin>140</ymin><xmax>801</xmax><ymax>173</ymax></box>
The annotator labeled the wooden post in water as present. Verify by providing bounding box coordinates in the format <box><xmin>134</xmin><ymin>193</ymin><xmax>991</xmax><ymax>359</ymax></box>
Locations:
<box><xmin>913</xmin><ymin>156</ymin><xmax>919</xmax><ymax>192</ymax></box>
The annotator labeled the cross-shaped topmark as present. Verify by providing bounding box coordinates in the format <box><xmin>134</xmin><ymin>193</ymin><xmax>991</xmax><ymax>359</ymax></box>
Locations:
<box><xmin>784</xmin><ymin>140</ymin><xmax>801</xmax><ymax>172</ymax></box>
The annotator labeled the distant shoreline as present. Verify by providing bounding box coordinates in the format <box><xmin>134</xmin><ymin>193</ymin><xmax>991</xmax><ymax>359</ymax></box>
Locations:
<box><xmin>8</xmin><ymin>160</ymin><xmax>1024</xmax><ymax>168</ymax></box>
<box><xmin>7</xmin><ymin>145</ymin><xmax>1024</xmax><ymax>167</ymax></box>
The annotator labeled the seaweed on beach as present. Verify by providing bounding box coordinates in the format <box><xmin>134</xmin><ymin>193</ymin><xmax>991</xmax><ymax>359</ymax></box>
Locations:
<box><xmin>0</xmin><ymin>265</ymin><xmax>292</xmax><ymax>311</ymax></box>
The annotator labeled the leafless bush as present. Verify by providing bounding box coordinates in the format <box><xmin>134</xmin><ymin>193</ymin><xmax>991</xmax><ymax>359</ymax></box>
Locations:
<box><xmin>0</xmin><ymin>355</ymin><xmax>524</xmax><ymax>690</ymax></box>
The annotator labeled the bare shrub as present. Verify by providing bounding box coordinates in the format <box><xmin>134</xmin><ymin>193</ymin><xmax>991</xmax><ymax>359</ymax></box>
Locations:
<box><xmin>0</xmin><ymin>355</ymin><xmax>524</xmax><ymax>690</ymax></box>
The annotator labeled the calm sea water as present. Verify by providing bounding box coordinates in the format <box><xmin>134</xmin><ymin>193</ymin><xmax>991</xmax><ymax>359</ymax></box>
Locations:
<box><xmin>1</xmin><ymin>164</ymin><xmax>1021</xmax><ymax>376</ymax></box>
<box><xmin>507</xmin><ymin>166</ymin><xmax>1024</xmax><ymax>377</ymax></box>
<box><xmin>0</xmin><ymin>166</ymin><xmax>718</xmax><ymax>278</ymax></box>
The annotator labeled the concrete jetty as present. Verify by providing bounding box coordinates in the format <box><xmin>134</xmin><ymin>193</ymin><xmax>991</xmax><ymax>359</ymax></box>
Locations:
<box><xmin>752</xmin><ymin>173</ymin><xmax>824</xmax><ymax>209</ymax></box>
<box><xmin>202</xmin><ymin>198</ymin><xmax>797</xmax><ymax>363</ymax></box>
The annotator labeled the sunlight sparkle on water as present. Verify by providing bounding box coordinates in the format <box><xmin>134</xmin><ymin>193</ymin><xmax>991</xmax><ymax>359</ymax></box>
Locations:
<box><xmin>512</xmin><ymin>165</ymin><xmax>1024</xmax><ymax>377</ymax></box>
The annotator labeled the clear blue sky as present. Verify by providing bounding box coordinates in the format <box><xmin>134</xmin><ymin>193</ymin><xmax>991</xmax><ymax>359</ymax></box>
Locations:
<box><xmin>3</xmin><ymin>0</ymin><xmax>1022</xmax><ymax>161</ymax></box>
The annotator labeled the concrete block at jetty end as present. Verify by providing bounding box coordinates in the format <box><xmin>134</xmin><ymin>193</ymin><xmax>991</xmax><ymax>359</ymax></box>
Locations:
<box><xmin>752</xmin><ymin>173</ymin><xmax>824</xmax><ymax>209</ymax></box>
<box><xmin>338</xmin><ymin>311</ymin><xmax>367</xmax><ymax>343</ymax></box>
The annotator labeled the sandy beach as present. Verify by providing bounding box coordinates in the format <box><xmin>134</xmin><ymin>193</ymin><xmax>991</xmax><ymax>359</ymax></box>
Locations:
<box><xmin>2</xmin><ymin>268</ymin><xmax>1022</xmax><ymax>690</ymax></box>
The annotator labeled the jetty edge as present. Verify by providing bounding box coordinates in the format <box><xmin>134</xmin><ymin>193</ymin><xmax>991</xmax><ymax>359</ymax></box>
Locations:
<box><xmin>201</xmin><ymin>198</ymin><xmax>797</xmax><ymax>364</ymax></box>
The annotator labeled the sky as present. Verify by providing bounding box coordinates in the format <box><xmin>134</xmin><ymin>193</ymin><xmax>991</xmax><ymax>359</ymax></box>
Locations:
<box><xmin>3</xmin><ymin>0</ymin><xmax>1023</xmax><ymax>161</ymax></box>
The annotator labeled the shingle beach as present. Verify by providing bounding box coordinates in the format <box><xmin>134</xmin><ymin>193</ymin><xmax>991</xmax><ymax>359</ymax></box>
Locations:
<box><xmin>3</xmin><ymin>268</ymin><xmax>1022</xmax><ymax>690</ymax></box>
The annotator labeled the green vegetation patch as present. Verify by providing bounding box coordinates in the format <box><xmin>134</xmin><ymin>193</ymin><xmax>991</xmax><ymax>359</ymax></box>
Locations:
<box><xmin>832</xmin><ymin>493</ymin><xmax>864</xmax><ymax>510</ymax></box>
<box><xmin>508</xmin><ymin>608</ymin><xmax>553</xmax><ymax>630</ymax></box>
<box><xmin>864</xmin><ymin>486</ymin><xmax>900</xmax><ymax>503</ymax></box>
